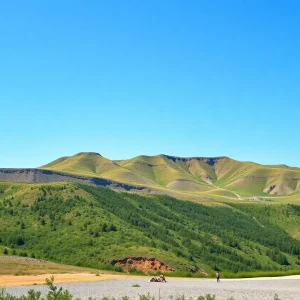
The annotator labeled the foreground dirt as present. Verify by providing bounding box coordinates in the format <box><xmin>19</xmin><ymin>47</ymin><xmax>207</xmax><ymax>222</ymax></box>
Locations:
<box><xmin>4</xmin><ymin>275</ymin><xmax>300</xmax><ymax>300</ymax></box>
<box><xmin>0</xmin><ymin>273</ymin><xmax>144</xmax><ymax>287</ymax></box>
<box><xmin>2</xmin><ymin>272</ymin><xmax>300</xmax><ymax>288</ymax></box>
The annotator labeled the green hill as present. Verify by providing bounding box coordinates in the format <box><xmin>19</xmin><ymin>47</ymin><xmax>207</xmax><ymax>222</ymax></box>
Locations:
<box><xmin>1</xmin><ymin>181</ymin><xmax>300</xmax><ymax>275</ymax></box>
<box><xmin>42</xmin><ymin>152</ymin><xmax>154</xmax><ymax>186</ymax></box>
<box><xmin>40</xmin><ymin>152</ymin><xmax>300</xmax><ymax>201</ymax></box>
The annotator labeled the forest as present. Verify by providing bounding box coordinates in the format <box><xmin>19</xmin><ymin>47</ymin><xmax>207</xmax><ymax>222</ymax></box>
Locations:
<box><xmin>0</xmin><ymin>182</ymin><xmax>300</xmax><ymax>274</ymax></box>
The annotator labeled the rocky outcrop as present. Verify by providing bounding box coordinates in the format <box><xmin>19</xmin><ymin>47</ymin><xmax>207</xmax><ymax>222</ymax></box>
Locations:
<box><xmin>111</xmin><ymin>257</ymin><xmax>174</xmax><ymax>272</ymax></box>
<box><xmin>163</xmin><ymin>155</ymin><xmax>228</xmax><ymax>165</ymax></box>
<box><xmin>0</xmin><ymin>168</ymin><xmax>147</xmax><ymax>192</ymax></box>
<box><xmin>263</xmin><ymin>184</ymin><xmax>294</xmax><ymax>195</ymax></box>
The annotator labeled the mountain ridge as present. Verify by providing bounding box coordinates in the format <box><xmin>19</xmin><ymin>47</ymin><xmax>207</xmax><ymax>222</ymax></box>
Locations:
<box><xmin>1</xmin><ymin>152</ymin><xmax>300</xmax><ymax>202</ymax></box>
<box><xmin>37</xmin><ymin>152</ymin><xmax>300</xmax><ymax>200</ymax></box>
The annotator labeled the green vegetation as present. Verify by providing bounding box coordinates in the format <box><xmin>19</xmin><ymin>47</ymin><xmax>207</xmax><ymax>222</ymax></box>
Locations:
<box><xmin>1</xmin><ymin>182</ymin><xmax>300</xmax><ymax>275</ymax></box>
<box><xmin>39</xmin><ymin>152</ymin><xmax>300</xmax><ymax>200</ymax></box>
<box><xmin>221</xmin><ymin>269</ymin><xmax>300</xmax><ymax>278</ymax></box>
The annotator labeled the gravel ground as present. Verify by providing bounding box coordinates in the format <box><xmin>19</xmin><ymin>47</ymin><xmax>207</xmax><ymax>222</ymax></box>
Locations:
<box><xmin>4</xmin><ymin>277</ymin><xmax>300</xmax><ymax>300</ymax></box>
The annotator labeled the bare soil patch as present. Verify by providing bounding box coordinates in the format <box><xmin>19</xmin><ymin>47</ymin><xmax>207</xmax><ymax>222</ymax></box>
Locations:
<box><xmin>0</xmin><ymin>256</ymin><xmax>143</xmax><ymax>287</ymax></box>
<box><xmin>111</xmin><ymin>257</ymin><xmax>174</xmax><ymax>272</ymax></box>
<box><xmin>0</xmin><ymin>273</ymin><xmax>139</xmax><ymax>287</ymax></box>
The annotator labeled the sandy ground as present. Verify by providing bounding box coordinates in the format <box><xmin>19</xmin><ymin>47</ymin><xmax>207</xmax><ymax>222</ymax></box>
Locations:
<box><xmin>0</xmin><ymin>273</ymin><xmax>141</xmax><ymax>287</ymax></box>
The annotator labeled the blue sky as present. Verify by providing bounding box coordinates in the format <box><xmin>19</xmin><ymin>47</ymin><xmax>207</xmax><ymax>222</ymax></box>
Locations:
<box><xmin>1</xmin><ymin>1</ymin><xmax>299</xmax><ymax>167</ymax></box>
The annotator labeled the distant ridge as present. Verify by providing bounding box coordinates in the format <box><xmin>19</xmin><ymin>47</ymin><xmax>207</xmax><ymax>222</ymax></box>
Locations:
<box><xmin>0</xmin><ymin>168</ymin><xmax>148</xmax><ymax>192</ymax></box>
<box><xmin>1</xmin><ymin>152</ymin><xmax>300</xmax><ymax>200</ymax></box>
<box><xmin>40</xmin><ymin>152</ymin><xmax>300</xmax><ymax>197</ymax></box>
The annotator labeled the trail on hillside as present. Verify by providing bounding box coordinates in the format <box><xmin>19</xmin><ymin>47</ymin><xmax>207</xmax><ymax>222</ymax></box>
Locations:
<box><xmin>210</xmin><ymin>183</ymin><xmax>244</xmax><ymax>200</ymax></box>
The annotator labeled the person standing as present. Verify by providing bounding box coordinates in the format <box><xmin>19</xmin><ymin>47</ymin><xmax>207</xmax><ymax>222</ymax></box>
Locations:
<box><xmin>216</xmin><ymin>271</ymin><xmax>220</xmax><ymax>282</ymax></box>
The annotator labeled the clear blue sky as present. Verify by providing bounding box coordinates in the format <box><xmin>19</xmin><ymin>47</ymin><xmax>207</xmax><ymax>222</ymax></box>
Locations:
<box><xmin>1</xmin><ymin>1</ymin><xmax>299</xmax><ymax>167</ymax></box>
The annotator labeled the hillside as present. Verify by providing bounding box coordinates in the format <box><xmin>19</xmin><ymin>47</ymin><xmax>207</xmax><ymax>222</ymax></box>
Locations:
<box><xmin>1</xmin><ymin>182</ymin><xmax>300</xmax><ymax>275</ymax></box>
<box><xmin>0</xmin><ymin>256</ymin><xmax>100</xmax><ymax>276</ymax></box>
<box><xmin>42</xmin><ymin>152</ymin><xmax>153</xmax><ymax>186</ymax></box>
<box><xmin>37</xmin><ymin>152</ymin><xmax>300</xmax><ymax>201</ymax></box>
<box><xmin>0</xmin><ymin>168</ymin><xmax>148</xmax><ymax>192</ymax></box>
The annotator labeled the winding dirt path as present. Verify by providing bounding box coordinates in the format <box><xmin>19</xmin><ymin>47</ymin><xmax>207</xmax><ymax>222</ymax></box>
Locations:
<box><xmin>210</xmin><ymin>183</ymin><xmax>244</xmax><ymax>200</ymax></box>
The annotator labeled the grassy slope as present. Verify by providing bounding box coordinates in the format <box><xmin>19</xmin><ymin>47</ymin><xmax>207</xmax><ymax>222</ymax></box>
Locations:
<box><xmin>0</xmin><ymin>257</ymin><xmax>101</xmax><ymax>275</ymax></box>
<box><xmin>42</xmin><ymin>152</ymin><xmax>155</xmax><ymax>186</ymax></box>
<box><xmin>229</xmin><ymin>202</ymin><xmax>300</xmax><ymax>240</ymax></box>
<box><xmin>1</xmin><ymin>182</ymin><xmax>300</xmax><ymax>275</ymax></box>
<box><xmin>40</xmin><ymin>153</ymin><xmax>300</xmax><ymax>201</ymax></box>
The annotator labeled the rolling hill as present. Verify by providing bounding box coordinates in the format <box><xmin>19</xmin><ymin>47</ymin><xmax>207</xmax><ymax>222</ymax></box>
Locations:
<box><xmin>37</xmin><ymin>152</ymin><xmax>300</xmax><ymax>202</ymax></box>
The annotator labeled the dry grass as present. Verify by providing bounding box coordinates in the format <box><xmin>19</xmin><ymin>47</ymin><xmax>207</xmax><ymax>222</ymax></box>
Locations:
<box><xmin>0</xmin><ymin>257</ymin><xmax>106</xmax><ymax>276</ymax></box>
<box><xmin>0</xmin><ymin>272</ymin><xmax>145</xmax><ymax>287</ymax></box>
<box><xmin>0</xmin><ymin>257</ymin><xmax>138</xmax><ymax>287</ymax></box>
